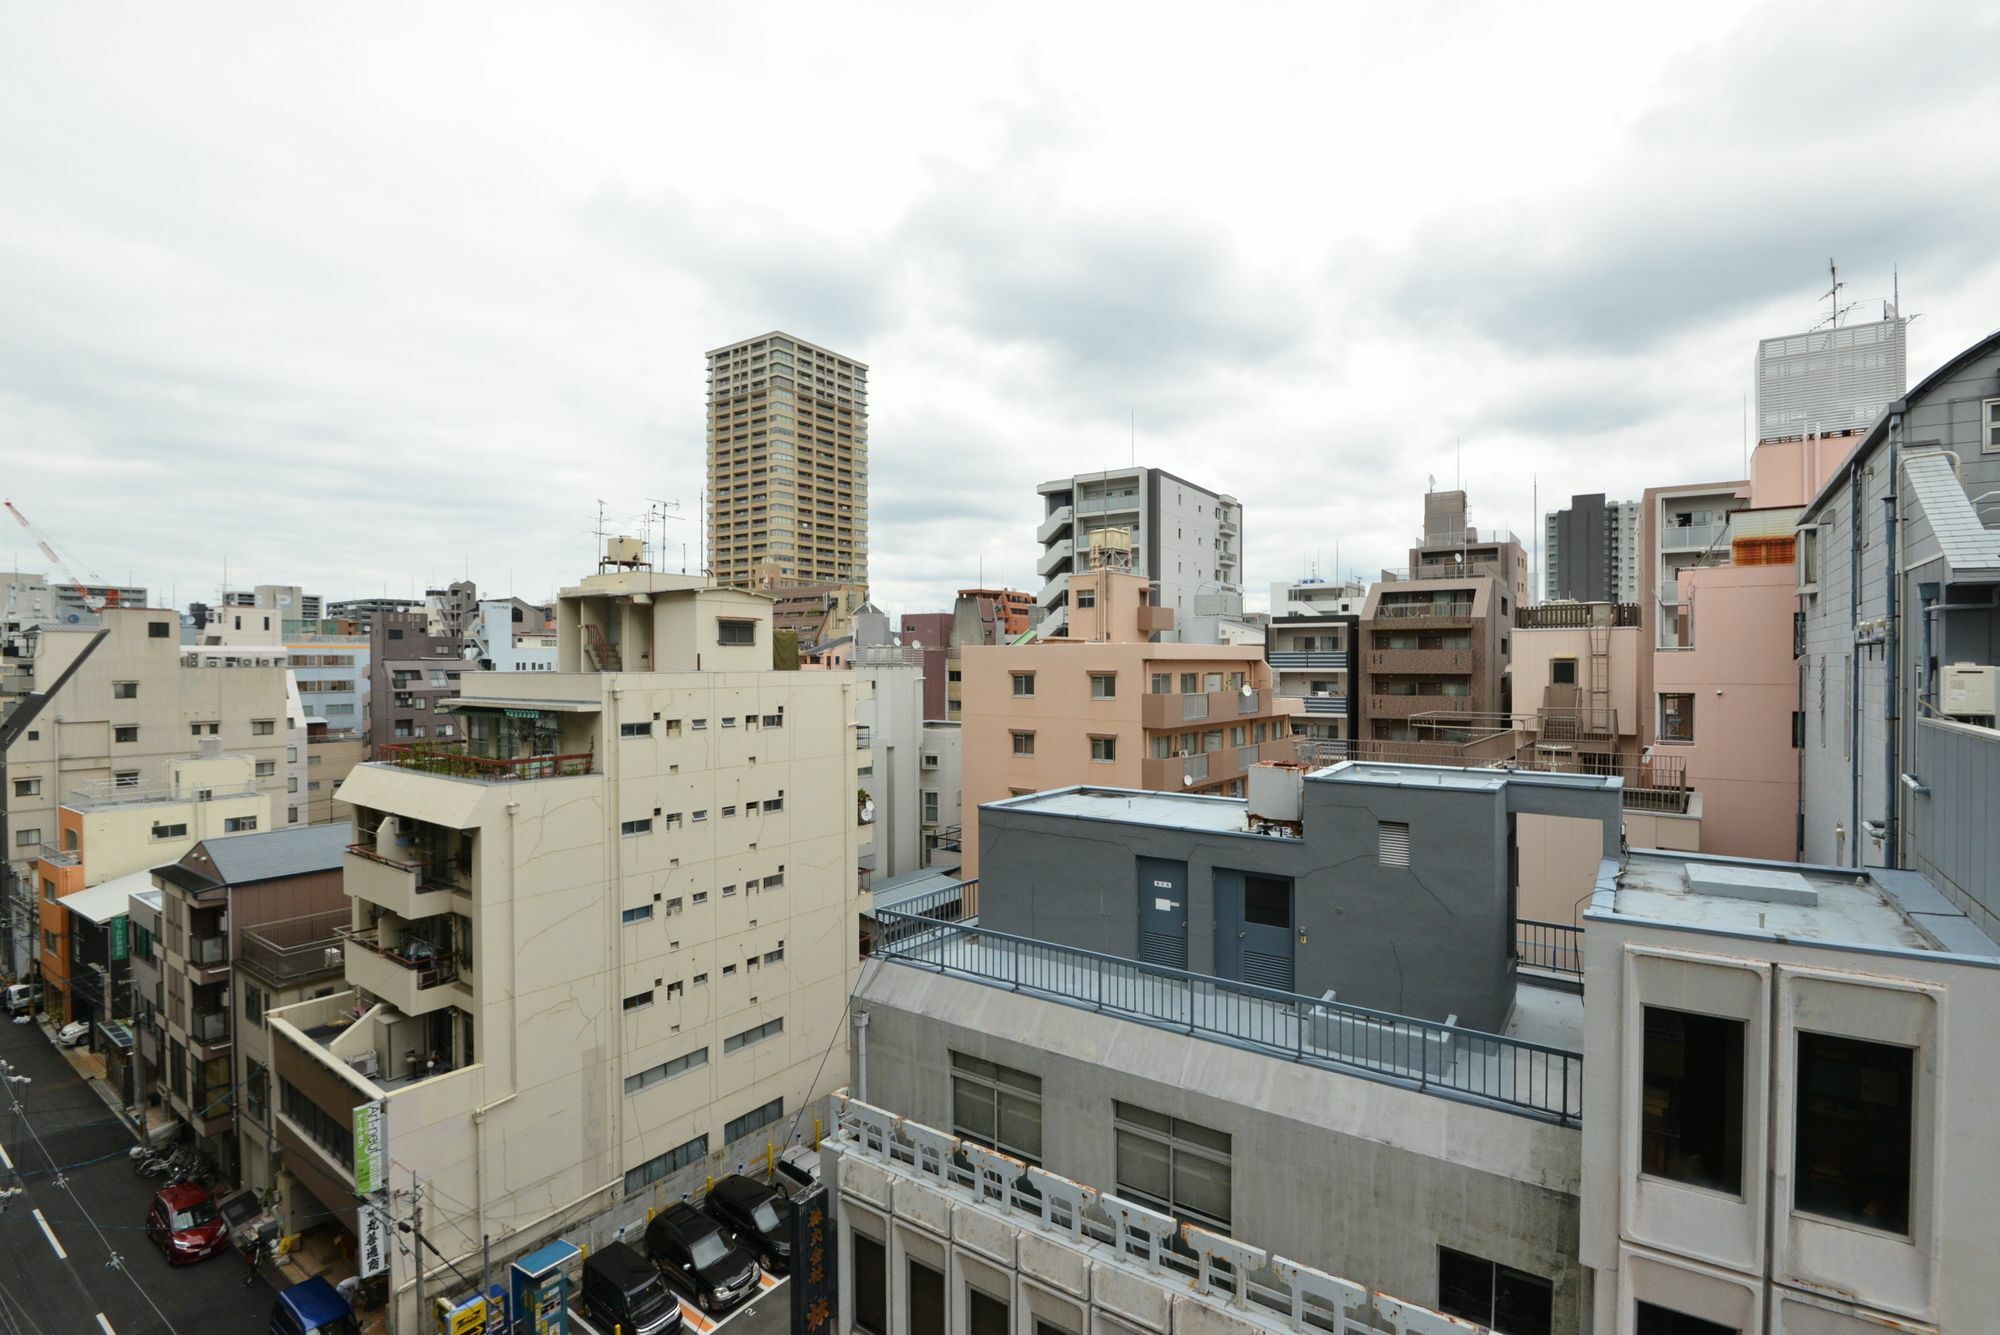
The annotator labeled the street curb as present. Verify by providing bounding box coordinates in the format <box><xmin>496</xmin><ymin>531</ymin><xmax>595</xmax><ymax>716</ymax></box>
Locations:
<box><xmin>34</xmin><ymin>1016</ymin><xmax>145</xmax><ymax>1142</ymax></box>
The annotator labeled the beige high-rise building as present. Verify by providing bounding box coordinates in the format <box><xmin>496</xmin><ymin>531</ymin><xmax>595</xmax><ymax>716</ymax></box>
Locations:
<box><xmin>706</xmin><ymin>332</ymin><xmax>869</xmax><ymax>590</ymax></box>
<box><xmin>269</xmin><ymin>559</ymin><xmax>866</xmax><ymax>1333</ymax></box>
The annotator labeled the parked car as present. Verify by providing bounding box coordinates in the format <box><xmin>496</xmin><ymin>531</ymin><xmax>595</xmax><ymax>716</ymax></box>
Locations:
<box><xmin>56</xmin><ymin>1020</ymin><xmax>90</xmax><ymax>1048</ymax></box>
<box><xmin>702</xmin><ymin>1175</ymin><xmax>795</xmax><ymax>1274</ymax></box>
<box><xmin>581</xmin><ymin>1240</ymin><xmax>683</xmax><ymax>1335</ymax></box>
<box><xmin>3</xmin><ymin>983</ymin><xmax>40</xmax><ymax>1015</ymax></box>
<box><xmin>644</xmin><ymin>1203</ymin><xmax>760</xmax><ymax>1314</ymax></box>
<box><xmin>269</xmin><ymin>1277</ymin><xmax>359</xmax><ymax>1335</ymax></box>
<box><xmin>774</xmin><ymin>1144</ymin><xmax>821</xmax><ymax>1198</ymax></box>
<box><xmin>147</xmin><ymin>1183</ymin><xmax>229</xmax><ymax>1265</ymax></box>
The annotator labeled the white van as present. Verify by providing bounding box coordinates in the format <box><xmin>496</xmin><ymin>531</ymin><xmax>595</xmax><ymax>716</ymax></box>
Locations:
<box><xmin>3</xmin><ymin>983</ymin><xmax>40</xmax><ymax>1015</ymax></box>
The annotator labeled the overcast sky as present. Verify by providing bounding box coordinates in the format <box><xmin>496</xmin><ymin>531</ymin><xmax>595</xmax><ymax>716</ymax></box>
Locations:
<box><xmin>4</xmin><ymin>2</ymin><xmax>1997</xmax><ymax>621</ymax></box>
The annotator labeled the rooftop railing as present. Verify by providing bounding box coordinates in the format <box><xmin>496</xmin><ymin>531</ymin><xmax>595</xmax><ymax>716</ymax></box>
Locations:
<box><xmin>374</xmin><ymin>741</ymin><xmax>594</xmax><ymax>781</ymax></box>
<box><xmin>873</xmin><ymin>911</ymin><xmax>1581</xmax><ymax>1123</ymax></box>
<box><xmin>239</xmin><ymin>909</ymin><xmax>349</xmax><ymax>987</ymax></box>
<box><xmin>1516</xmin><ymin>603</ymin><xmax>1640</xmax><ymax>629</ymax></box>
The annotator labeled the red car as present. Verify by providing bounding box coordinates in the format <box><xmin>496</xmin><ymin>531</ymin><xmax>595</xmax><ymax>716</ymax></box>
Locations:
<box><xmin>147</xmin><ymin>1183</ymin><xmax>229</xmax><ymax>1265</ymax></box>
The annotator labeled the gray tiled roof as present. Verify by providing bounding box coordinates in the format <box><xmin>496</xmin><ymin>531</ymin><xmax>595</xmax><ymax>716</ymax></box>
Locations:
<box><xmin>1905</xmin><ymin>452</ymin><xmax>2000</xmax><ymax>583</ymax></box>
<box><xmin>200</xmin><ymin>821</ymin><xmax>353</xmax><ymax>886</ymax></box>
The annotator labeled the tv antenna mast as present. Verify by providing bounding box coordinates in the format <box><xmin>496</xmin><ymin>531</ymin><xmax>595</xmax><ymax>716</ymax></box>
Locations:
<box><xmin>1814</xmin><ymin>257</ymin><xmax>1859</xmax><ymax>331</ymax></box>
<box><xmin>644</xmin><ymin>498</ymin><xmax>687</xmax><ymax>572</ymax></box>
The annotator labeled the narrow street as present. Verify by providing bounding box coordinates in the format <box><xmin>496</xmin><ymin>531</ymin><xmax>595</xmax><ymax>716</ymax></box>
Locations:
<box><xmin>0</xmin><ymin>1017</ymin><xmax>277</xmax><ymax>1333</ymax></box>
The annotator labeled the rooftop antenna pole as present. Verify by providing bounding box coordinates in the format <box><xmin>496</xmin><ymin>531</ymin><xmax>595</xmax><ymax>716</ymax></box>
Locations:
<box><xmin>1130</xmin><ymin>408</ymin><xmax>1135</xmax><ymax>468</ymax></box>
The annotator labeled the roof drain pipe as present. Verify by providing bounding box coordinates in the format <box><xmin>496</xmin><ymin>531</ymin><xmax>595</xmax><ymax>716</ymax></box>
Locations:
<box><xmin>1882</xmin><ymin>412</ymin><xmax>1902</xmax><ymax>868</ymax></box>
<box><xmin>1847</xmin><ymin>454</ymin><xmax>1865</xmax><ymax>866</ymax></box>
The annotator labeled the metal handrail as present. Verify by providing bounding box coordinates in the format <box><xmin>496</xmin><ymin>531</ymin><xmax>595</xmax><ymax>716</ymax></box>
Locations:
<box><xmin>872</xmin><ymin>912</ymin><xmax>1580</xmax><ymax>1124</ymax></box>
<box><xmin>1515</xmin><ymin>920</ymin><xmax>1584</xmax><ymax>978</ymax></box>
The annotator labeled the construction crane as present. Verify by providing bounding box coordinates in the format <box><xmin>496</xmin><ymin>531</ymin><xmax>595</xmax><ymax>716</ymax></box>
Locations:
<box><xmin>3</xmin><ymin>499</ymin><xmax>120</xmax><ymax>614</ymax></box>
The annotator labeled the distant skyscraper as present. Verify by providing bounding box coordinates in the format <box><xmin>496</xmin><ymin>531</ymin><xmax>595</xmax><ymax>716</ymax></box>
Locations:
<box><xmin>706</xmin><ymin>332</ymin><xmax>869</xmax><ymax>590</ymax></box>
<box><xmin>1542</xmin><ymin>493</ymin><xmax>1640</xmax><ymax>603</ymax></box>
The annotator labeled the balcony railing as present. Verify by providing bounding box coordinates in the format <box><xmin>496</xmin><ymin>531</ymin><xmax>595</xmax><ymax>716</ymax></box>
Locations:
<box><xmin>1516</xmin><ymin>920</ymin><xmax>1583</xmax><ymax>979</ymax></box>
<box><xmin>1300</xmin><ymin>696</ymin><xmax>1347</xmax><ymax>715</ymax></box>
<box><xmin>36</xmin><ymin>844</ymin><xmax>79</xmax><ymax>867</ymax></box>
<box><xmin>191</xmin><ymin>1011</ymin><xmax>229</xmax><ymax>1044</ymax></box>
<box><xmin>1267</xmin><ymin>651</ymin><xmax>1346</xmax><ymax>670</ymax></box>
<box><xmin>239</xmin><ymin>909</ymin><xmax>350</xmax><ymax>987</ymax></box>
<box><xmin>1517</xmin><ymin>603</ymin><xmax>1639</xmax><ymax>629</ymax></box>
<box><xmin>190</xmin><ymin>935</ymin><xmax>229</xmax><ymax>968</ymax></box>
<box><xmin>872</xmin><ymin>913</ymin><xmax>1581</xmax><ymax>1123</ymax></box>
<box><xmin>375</xmin><ymin>742</ymin><xmax>595</xmax><ymax>781</ymax></box>
<box><xmin>1372</xmin><ymin>601</ymin><xmax>1474</xmax><ymax>621</ymax></box>
<box><xmin>335</xmin><ymin>926</ymin><xmax>461</xmax><ymax>991</ymax></box>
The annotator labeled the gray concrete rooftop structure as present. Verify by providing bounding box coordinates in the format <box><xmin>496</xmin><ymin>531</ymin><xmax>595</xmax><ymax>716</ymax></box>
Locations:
<box><xmin>1598</xmin><ymin>851</ymin><xmax>2000</xmax><ymax>961</ymax></box>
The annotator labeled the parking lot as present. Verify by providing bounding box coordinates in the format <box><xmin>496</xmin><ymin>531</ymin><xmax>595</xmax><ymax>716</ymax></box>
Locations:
<box><xmin>572</xmin><ymin>1272</ymin><xmax>790</xmax><ymax>1335</ymax></box>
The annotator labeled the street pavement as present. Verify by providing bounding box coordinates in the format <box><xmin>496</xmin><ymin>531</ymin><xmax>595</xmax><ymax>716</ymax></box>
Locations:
<box><xmin>0</xmin><ymin>1016</ymin><xmax>277</xmax><ymax>1334</ymax></box>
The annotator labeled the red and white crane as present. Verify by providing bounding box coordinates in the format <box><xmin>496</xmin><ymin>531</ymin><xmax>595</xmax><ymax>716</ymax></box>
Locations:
<box><xmin>3</xmin><ymin>499</ymin><xmax>121</xmax><ymax>614</ymax></box>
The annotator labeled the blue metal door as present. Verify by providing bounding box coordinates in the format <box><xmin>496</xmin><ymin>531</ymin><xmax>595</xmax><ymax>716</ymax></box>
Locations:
<box><xmin>1136</xmin><ymin>858</ymin><xmax>1188</xmax><ymax>969</ymax></box>
<box><xmin>1215</xmin><ymin>871</ymin><xmax>1295</xmax><ymax>991</ymax></box>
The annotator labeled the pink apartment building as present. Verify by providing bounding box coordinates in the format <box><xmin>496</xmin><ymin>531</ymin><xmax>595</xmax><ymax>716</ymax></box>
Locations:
<box><xmin>958</xmin><ymin>569</ymin><xmax>1298</xmax><ymax>876</ymax></box>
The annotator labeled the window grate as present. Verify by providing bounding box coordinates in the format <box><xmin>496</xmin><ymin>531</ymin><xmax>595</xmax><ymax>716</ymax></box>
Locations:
<box><xmin>1378</xmin><ymin>821</ymin><xmax>1411</xmax><ymax>867</ymax></box>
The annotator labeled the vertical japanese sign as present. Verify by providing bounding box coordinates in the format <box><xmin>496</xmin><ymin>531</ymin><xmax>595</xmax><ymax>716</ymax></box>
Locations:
<box><xmin>352</xmin><ymin>1100</ymin><xmax>387</xmax><ymax>1196</ymax></box>
<box><xmin>358</xmin><ymin>1198</ymin><xmax>391</xmax><ymax>1278</ymax></box>
<box><xmin>110</xmin><ymin>916</ymin><xmax>128</xmax><ymax>961</ymax></box>
<box><xmin>790</xmin><ymin>1183</ymin><xmax>834</xmax><ymax>1335</ymax></box>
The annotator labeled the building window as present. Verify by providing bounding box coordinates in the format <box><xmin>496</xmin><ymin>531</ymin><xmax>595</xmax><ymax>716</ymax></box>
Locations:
<box><xmin>41</xmin><ymin>877</ymin><xmax>56</xmax><ymax>902</ymax></box>
<box><xmin>1011</xmin><ymin>731</ymin><xmax>1035</xmax><ymax>757</ymax></box>
<box><xmin>114</xmin><ymin>770</ymin><xmax>139</xmax><ymax>788</ymax></box>
<box><xmin>851</xmin><ymin>1233</ymin><xmax>887</xmax><ymax>1335</ymax></box>
<box><xmin>114</xmin><ymin>725</ymin><xmax>139</xmax><ymax>744</ymax></box>
<box><xmin>967</xmin><ymin>1287</ymin><xmax>1009</xmax><ymax>1335</ymax></box>
<box><xmin>1378</xmin><ymin>821</ymin><xmax>1411</xmax><ymax>867</ymax></box>
<box><xmin>1113</xmin><ymin>1101</ymin><xmax>1231</xmax><ymax>1230</ymax></box>
<box><xmin>1641</xmin><ymin>1007</ymin><xmax>1743</xmax><ymax>1194</ymax></box>
<box><xmin>243</xmin><ymin>985</ymin><xmax>265</xmax><ymax>1028</ymax></box>
<box><xmin>622</xmin><ymin>905</ymin><xmax>654</xmax><ymax>925</ymax></box>
<box><xmin>1635</xmin><ymin>1304</ymin><xmax>1736</xmax><ymax>1335</ymax></box>
<box><xmin>622</xmin><ymin>989</ymin><xmax>654</xmax><ymax>1012</ymax></box>
<box><xmin>1660</xmin><ymin>693</ymin><xmax>1695</xmax><ymax>742</ymax></box>
<box><xmin>1984</xmin><ymin>397</ymin><xmax>2000</xmax><ymax>453</ymax></box>
<box><xmin>1089</xmin><ymin>673</ymin><xmax>1117</xmax><ymax>699</ymax></box>
<box><xmin>1011</xmin><ymin>672</ymin><xmax>1035</xmax><ymax>697</ymax></box>
<box><xmin>922</xmin><ymin>790</ymin><xmax>940</xmax><ymax>823</ymax></box>
<box><xmin>724</xmin><ymin>1017</ymin><xmax>784</xmax><ymax>1053</ymax></box>
<box><xmin>1074</xmin><ymin>587</ymin><xmax>1096</xmax><ymax>609</ymax></box>
<box><xmin>624</xmin><ymin>1047</ymin><xmax>708</xmax><ymax>1095</ymax></box>
<box><xmin>1551</xmin><ymin>658</ymin><xmax>1577</xmax><ymax>686</ymax></box>
<box><xmin>1795</xmin><ymin>1032</ymin><xmax>1913</xmax><ymax>1234</ymax></box>
<box><xmin>11</xmin><ymin>778</ymin><xmax>37</xmax><ymax>798</ymax></box>
<box><xmin>1436</xmin><ymin>1247</ymin><xmax>1553</xmax><ymax>1335</ymax></box>
<box><xmin>252</xmin><ymin>719</ymin><xmax>275</xmax><ymax>736</ymax></box>
<box><xmin>951</xmin><ymin>1052</ymin><xmax>1042</xmax><ymax>1164</ymax></box>
<box><xmin>1151</xmin><ymin>673</ymin><xmax>1172</xmax><ymax>693</ymax></box>
<box><xmin>718</xmin><ymin>619</ymin><xmax>757</xmax><ymax>646</ymax></box>
<box><xmin>224</xmin><ymin>816</ymin><xmax>257</xmax><ymax>833</ymax></box>
<box><xmin>151</xmin><ymin>822</ymin><xmax>189</xmax><ymax>841</ymax></box>
<box><xmin>692</xmin><ymin>810</ymin><xmax>708</xmax><ymax>823</ymax></box>
<box><xmin>620</xmin><ymin>818</ymin><xmax>653</xmax><ymax>837</ymax></box>
<box><xmin>624</xmin><ymin>1135</ymin><xmax>709</xmax><ymax>1193</ymax></box>
<box><xmin>148</xmin><ymin>621</ymin><xmax>171</xmax><ymax>638</ymax></box>
<box><xmin>1090</xmin><ymin>736</ymin><xmax>1117</xmax><ymax>762</ymax></box>
<box><xmin>112</xmin><ymin>681</ymin><xmax>139</xmax><ymax>699</ymax></box>
<box><xmin>255</xmin><ymin>760</ymin><xmax>276</xmax><ymax>777</ymax></box>
<box><xmin>620</xmin><ymin>721</ymin><xmax>652</xmax><ymax>738</ymax></box>
<box><xmin>908</xmin><ymin>1260</ymin><xmax>945</xmax><ymax>1335</ymax></box>
<box><xmin>17</xmin><ymin>828</ymin><xmax>41</xmax><ymax>848</ymax></box>
<box><xmin>724</xmin><ymin>1096</ymin><xmax>784</xmax><ymax>1144</ymax></box>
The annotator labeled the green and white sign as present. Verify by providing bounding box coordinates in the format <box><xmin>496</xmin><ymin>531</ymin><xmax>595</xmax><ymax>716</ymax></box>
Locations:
<box><xmin>353</xmin><ymin>1100</ymin><xmax>387</xmax><ymax>1196</ymax></box>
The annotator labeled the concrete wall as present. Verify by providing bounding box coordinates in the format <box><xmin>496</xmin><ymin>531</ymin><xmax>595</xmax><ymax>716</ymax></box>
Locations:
<box><xmin>1513</xmin><ymin>623</ymin><xmax>1642</xmax><ymax>734</ymax></box>
<box><xmin>853</xmin><ymin>964</ymin><xmax>1586</xmax><ymax>1332</ymax></box>
<box><xmin>1655</xmin><ymin>562</ymin><xmax>1801</xmax><ymax>861</ymax></box>
<box><xmin>858</xmin><ymin>658</ymin><xmax>925</xmax><ymax>881</ymax></box>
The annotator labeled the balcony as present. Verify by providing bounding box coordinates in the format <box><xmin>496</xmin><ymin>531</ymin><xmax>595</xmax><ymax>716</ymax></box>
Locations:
<box><xmin>36</xmin><ymin>843</ymin><xmax>79</xmax><ymax>868</ymax></box>
<box><xmin>375</xmin><ymin>741</ymin><xmax>595</xmax><ymax>782</ymax></box>
<box><xmin>345</xmin><ymin>845</ymin><xmax>463</xmax><ymax>919</ymax></box>
<box><xmin>1036</xmin><ymin>540</ymin><xmax>1074</xmax><ymax>579</ymax></box>
<box><xmin>1406</xmin><ymin>560</ymin><xmax>1504</xmax><ymax>582</ymax></box>
<box><xmin>1036</xmin><ymin>573</ymin><xmax>1068</xmax><ymax>611</ymax></box>
<box><xmin>1658</xmin><ymin>520</ymin><xmax>1728</xmax><ymax>552</ymax></box>
<box><xmin>338</xmin><ymin>927</ymin><xmax>468</xmax><ymax>1018</ymax></box>
<box><xmin>1372</xmin><ymin>601</ymin><xmax>1474</xmax><ymax>622</ymax></box>
<box><xmin>1035</xmin><ymin>506</ymin><xmax>1074</xmax><ymax>545</ymax></box>
<box><xmin>1368</xmin><ymin>693</ymin><xmax>1477</xmax><ymax>720</ymax></box>
<box><xmin>1366</xmin><ymin>647</ymin><xmax>1473</xmax><ymax>675</ymax></box>
<box><xmin>1267</xmin><ymin>651</ymin><xmax>1347</xmax><ymax>670</ymax></box>
<box><xmin>1300</xmin><ymin>695</ymin><xmax>1347</xmax><ymax>716</ymax></box>
<box><xmin>1134</xmin><ymin>604</ymin><xmax>1174</xmax><ymax>635</ymax></box>
<box><xmin>1074</xmin><ymin>492</ymin><xmax>1140</xmax><ymax>516</ymax></box>
<box><xmin>189</xmin><ymin>933</ymin><xmax>230</xmax><ymax>980</ymax></box>
<box><xmin>189</xmin><ymin>1008</ymin><xmax>230</xmax><ymax>1058</ymax></box>
<box><xmin>238</xmin><ymin>909</ymin><xmax>350</xmax><ymax>989</ymax></box>
<box><xmin>1517</xmin><ymin>603</ymin><xmax>1640</xmax><ymax>629</ymax></box>
<box><xmin>1141</xmin><ymin>752</ymin><xmax>1210</xmax><ymax>789</ymax></box>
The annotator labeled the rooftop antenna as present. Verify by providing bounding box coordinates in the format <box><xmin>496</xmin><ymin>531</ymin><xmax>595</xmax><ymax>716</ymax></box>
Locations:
<box><xmin>1130</xmin><ymin>408</ymin><xmax>1135</xmax><ymax>468</ymax></box>
<box><xmin>1814</xmin><ymin>257</ymin><xmax>1858</xmax><ymax>331</ymax></box>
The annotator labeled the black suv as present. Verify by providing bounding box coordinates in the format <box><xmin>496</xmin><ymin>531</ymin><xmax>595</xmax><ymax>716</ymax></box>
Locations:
<box><xmin>645</xmin><ymin>1203</ymin><xmax>760</xmax><ymax>1314</ymax></box>
<box><xmin>702</xmin><ymin>1175</ymin><xmax>796</xmax><ymax>1274</ymax></box>
<box><xmin>582</xmin><ymin>1241</ymin><xmax>683</xmax><ymax>1335</ymax></box>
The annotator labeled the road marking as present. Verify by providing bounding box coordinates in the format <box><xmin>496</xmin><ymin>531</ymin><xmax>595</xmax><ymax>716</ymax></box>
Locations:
<box><xmin>96</xmin><ymin>1316</ymin><xmax>117</xmax><ymax>1335</ymax></box>
<box><xmin>32</xmin><ymin>1207</ymin><xmax>67</xmax><ymax>1259</ymax></box>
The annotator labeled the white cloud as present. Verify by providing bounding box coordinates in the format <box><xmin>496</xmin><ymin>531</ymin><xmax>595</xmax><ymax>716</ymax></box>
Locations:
<box><xmin>1</xmin><ymin>0</ymin><xmax>1995</xmax><ymax>618</ymax></box>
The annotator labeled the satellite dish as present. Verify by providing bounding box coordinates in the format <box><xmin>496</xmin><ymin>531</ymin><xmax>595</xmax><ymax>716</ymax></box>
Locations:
<box><xmin>1240</xmin><ymin>683</ymin><xmax>1255</xmax><ymax>698</ymax></box>
<box><xmin>1182</xmin><ymin>775</ymin><xmax>1194</xmax><ymax>787</ymax></box>
<box><xmin>910</xmin><ymin>639</ymin><xmax>923</xmax><ymax>649</ymax></box>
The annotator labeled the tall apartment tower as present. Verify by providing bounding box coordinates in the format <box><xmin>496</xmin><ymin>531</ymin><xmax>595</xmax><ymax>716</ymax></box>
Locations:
<box><xmin>1543</xmin><ymin>493</ymin><xmax>1640</xmax><ymax>603</ymax></box>
<box><xmin>1035</xmin><ymin>467</ymin><xmax>1242</xmax><ymax>643</ymax></box>
<box><xmin>706</xmin><ymin>332</ymin><xmax>869</xmax><ymax>590</ymax></box>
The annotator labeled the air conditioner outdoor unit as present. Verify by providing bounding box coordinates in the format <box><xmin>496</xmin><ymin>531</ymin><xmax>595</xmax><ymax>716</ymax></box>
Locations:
<box><xmin>1941</xmin><ymin>663</ymin><xmax>1998</xmax><ymax>718</ymax></box>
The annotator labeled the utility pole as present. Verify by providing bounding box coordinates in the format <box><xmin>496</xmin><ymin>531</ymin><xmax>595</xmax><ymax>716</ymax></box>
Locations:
<box><xmin>412</xmin><ymin>1171</ymin><xmax>425</xmax><ymax>1322</ymax></box>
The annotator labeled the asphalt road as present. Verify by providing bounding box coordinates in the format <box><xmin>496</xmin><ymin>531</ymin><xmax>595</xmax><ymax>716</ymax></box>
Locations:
<box><xmin>0</xmin><ymin>1017</ymin><xmax>277</xmax><ymax>1334</ymax></box>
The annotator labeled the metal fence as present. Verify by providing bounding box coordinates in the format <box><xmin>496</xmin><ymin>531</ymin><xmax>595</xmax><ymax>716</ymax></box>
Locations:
<box><xmin>1515</xmin><ymin>920</ymin><xmax>1584</xmax><ymax>979</ymax></box>
<box><xmin>872</xmin><ymin>912</ymin><xmax>1581</xmax><ymax>1124</ymax></box>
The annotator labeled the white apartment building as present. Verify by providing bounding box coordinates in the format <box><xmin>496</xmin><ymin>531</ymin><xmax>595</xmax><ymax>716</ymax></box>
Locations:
<box><xmin>465</xmin><ymin>597</ymin><xmax>556</xmax><ymax>674</ymax></box>
<box><xmin>1036</xmin><ymin>468</ymin><xmax>1242</xmax><ymax>643</ymax></box>
<box><xmin>269</xmin><ymin>564</ymin><xmax>866</xmax><ymax>1333</ymax></box>
<box><xmin>2</xmin><ymin>608</ymin><xmax>290</xmax><ymax>976</ymax></box>
<box><xmin>1267</xmin><ymin>576</ymin><xmax>1366</xmax><ymax>618</ymax></box>
<box><xmin>1581</xmin><ymin>852</ymin><xmax>1999</xmax><ymax>1333</ymax></box>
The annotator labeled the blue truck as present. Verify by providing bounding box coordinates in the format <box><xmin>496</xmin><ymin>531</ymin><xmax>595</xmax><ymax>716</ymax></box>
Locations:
<box><xmin>270</xmin><ymin>1278</ymin><xmax>359</xmax><ymax>1335</ymax></box>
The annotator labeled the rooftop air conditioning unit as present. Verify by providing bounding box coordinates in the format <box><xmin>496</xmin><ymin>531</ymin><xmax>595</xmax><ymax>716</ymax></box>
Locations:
<box><xmin>1941</xmin><ymin>663</ymin><xmax>1998</xmax><ymax>719</ymax></box>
